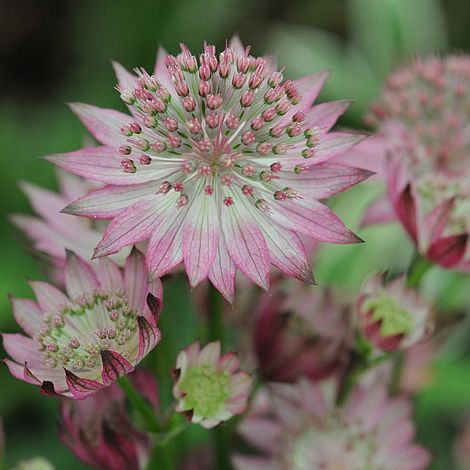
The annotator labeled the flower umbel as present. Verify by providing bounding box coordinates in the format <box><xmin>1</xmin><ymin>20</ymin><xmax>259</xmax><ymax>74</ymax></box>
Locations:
<box><xmin>363</xmin><ymin>56</ymin><xmax>470</xmax><ymax>271</ymax></box>
<box><xmin>2</xmin><ymin>249</ymin><xmax>162</xmax><ymax>398</ymax></box>
<box><xmin>233</xmin><ymin>380</ymin><xmax>431</xmax><ymax>470</ymax></box>
<box><xmin>357</xmin><ymin>273</ymin><xmax>433</xmax><ymax>352</ymax></box>
<box><xmin>48</xmin><ymin>38</ymin><xmax>372</xmax><ymax>301</ymax></box>
<box><xmin>173</xmin><ymin>341</ymin><xmax>251</xmax><ymax>428</ymax></box>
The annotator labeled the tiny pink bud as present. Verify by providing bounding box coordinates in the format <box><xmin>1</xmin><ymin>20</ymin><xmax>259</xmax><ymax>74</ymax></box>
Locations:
<box><xmin>164</xmin><ymin>118</ymin><xmax>178</xmax><ymax>132</ymax></box>
<box><xmin>270</xmin><ymin>162</ymin><xmax>283</xmax><ymax>172</ymax></box>
<box><xmin>240</xmin><ymin>90</ymin><xmax>255</xmax><ymax>107</ymax></box>
<box><xmin>118</xmin><ymin>145</ymin><xmax>132</xmax><ymax>155</ymax></box>
<box><xmin>242</xmin><ymin>131</ymin><xmax>256</xmax><ymax>145</ymax></box>
<box><xmin>139</xmin><ymin>155</ymin><xmax>152</xmax><ymax>165</ymax></box>
<box><xmin>242</xmin><ymin>185</ymin><xmax>254</xmax><ymax>196</ymax></box>
<box><xmin>223</xmin><ymin>196</ymin><xmax>234</xmax><ymax>206</ymax></box>
<box><xmin>182</xmin><ymin>96</ymin><xmax>196</xmax><ymax>112</ymax></box>
<box><xmin>198</xmin><ymin>80</ymin><xmax>211</xmax><ymax>97</ymax></box>
<box><xmin>151</xmin><ymin>141</ymin><xmax>166</xmax><ymax>153</ymax></box>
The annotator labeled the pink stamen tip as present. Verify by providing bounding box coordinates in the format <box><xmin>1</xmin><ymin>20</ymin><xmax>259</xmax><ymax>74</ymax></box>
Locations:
<box><xmin>120</xmin><ymin>125</ymin><xmax>132</xmax><ymax>136</ymax></box>
<box><xmin>164</xmin><ymin>118</ymin><xmax>178</xmax><ymax>132</ymax></box>
<box><xmin>294</xmin><ymin>164</ymin><xmax>310</xmax><ymax>174</ymax></box>
<box><xmin>251</xmin><ymin>116</ymin><xmax>264</xmax><ymax>131</ymax></box>
<box><xmin>292</xmin><ymin>111</ymin><xmax>306</xmax><ymax>122</ymax></box>
<box><xmin>121</xmin><ymin>158</ymin><xmax>136</xmax><ymax>173</ymax></box>
<box><xmin>139</xmin><ymin>155</ymin><xmax>152</xmax><ymax>165</ymax></box>
<box><xmin>242</xmin><ymin>131</ymin><xmax>256</xmax><ymax>145</ymax></box>
<box><xmin>168</xmin><ymin>135</ymin><xmax>182</xmax><ymax>148</ymax></box>
<box><xmin>188</xmin><ymin>118</ymin><xmax>202</xmax><ymax>134</ymax></box>
<box><xmin>232</xmin><ymin>72</ymin><xmax>246</xmax><ymax>89</ymax></box>
<box><xmin>173</xmin><ymin>182</ymin><xmax>185</xmax><ymax>192</ymax></box>
<box><xmin>151</xmin><ymin>141</ymin><xmax>166</xmax><ymax>153</ymax></box>
<box><xmin>159</xmin><ymin>181</ymin><xmax>172</xmax><ymax>194</ymax></box>
<box><xmin>198</xmin><ymin>80</ymin><xmax>211</xmax><ymax>97</ymax></box>
<box><xmin>240</xmin><ymin>90</ymin><xmax>255</xmax><ymax>107</ymax></box>
<box><xmin>274</xmin><ymin>190</ymin><xmax>288</xmax><ymax>201</ymax></box>
<box><xmin>302</xmin><ymin>148</ymin><xmax>316</xmax><ymax>158</ymax></box>
<box><xmin>198</xmin><ymin>163</ymin><xmax>211</xmax><ymax>175</ymax></box>
<box><xmin>257</xmin><ymin>142</ymin><xmax>272</xmax><ymax>155</ymax></box>
<box><xmin>177</xmin><ymin>194</ymin><xmax>189</xmax><ymax>208</ymax></box>
<box><xmin>221</xmin><ymin>174</ymin><xmax>234</xmax><ymax>186</ymax></box>
<box><xmin>183</xmin><ymin>96</ymin><xmax>196</xmax><ymax>112</ymax></box>
<box><xmin>242</xmin><ymin>164</ymin><xmax>256</xmax><ymax>177</ymax></box>
<box><xmin>223</xmin><ymin>196</ymin><xmax>234</xmax><ymax>206</ymax></box>
<box><xmin>262</xmin><ymin>108</ymin><xmax>276</xmax><ymax>122</ymax></box>
<box><xmin>118</xmin><ymin>145</ymin><xmax>132</xmax><ymax>155</ymax></box>
<box><xmin>207</xmin><ymin>94</ymin><xmax>222</xmax><ymax>110</ymax></box>
<box><xmin>226</xmin><ymin>113</ymin><xmax>240</xmax><ymax>129</ymax></box>
<box><xmin>242</xmin><ymin>185</ymin><xmax>254</xmax><ymax>196</ymax></box>
<box><xmin>206</xmin><ymin>112</ymin><xmax>219</xmax><ymax>129</ymax></box>
<box><xmin>204</xmin><ymin>185</ymin><xmax>214</xmax><ymax>195</ymax></box>
<box><xmin>180</xmin><ymin>161</ymin><xmax>193</xmax><ymax>174</ymax></box>
<box><xmin>130</xmin><ymin>122</ymin><xmax>142</xmax><ymax>133</ymax></box>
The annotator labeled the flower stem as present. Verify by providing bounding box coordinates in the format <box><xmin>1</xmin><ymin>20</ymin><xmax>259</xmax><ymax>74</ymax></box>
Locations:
<box><xmin>146</xmin><ymin>440</ymin><xmax>175</xmax><ymax>470</ymax></box>
<box><xmin>117</xmin><ymin>376</ymin><xmax>161</xmax><ymax>433</ymax></box>
<box><xmin>406</xmin><ymin>253</ymin><xmax>432</xmax><ymax>288</ymax></box>
<box><xmin>207</xmin><ymin>284</ymin><xmax>230</xmax><ymax>469</ymax></box>
<box><xmin>208</xmin><ymin>283</ymin><xmax>224</xmax><ymax>343</ymax></box>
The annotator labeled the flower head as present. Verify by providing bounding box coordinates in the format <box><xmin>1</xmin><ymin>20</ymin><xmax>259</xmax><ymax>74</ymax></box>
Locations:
<box><xmin>2</xmin><ymin>249</ymin><xmax>162</xmax><ymax>398</ymax></box>
<box><xmin>172</xmin><ymin>341</ymin><xmax>251</xmax><ymax>428</ymax></box>
<box><xmin>233</xmin><ymin>379</ymin><xmax>431</xmax><ymax>470</ymax></box>
<box><xmin>48</xmin><ymin>38</ymin><xmax>371</xmax><ymax>302</ymax></box>
<box><xmin>357</xmin><ymin>274</ymin><xmax>433</xmax><ymax>352</ymax></box>
<box><xmin>363</xmin><ymin>56</ymin><xmax>470</xmax><ymax>271</ymax></box>
<box><xmin>255</xmin><ymin>282</ymin><xmax>353</xmax><ymax>382</ymax></box>
<box><xmin>59</xmin><ymin>370</ymin><xmax>157</xmax><ymax>470</ymax></box>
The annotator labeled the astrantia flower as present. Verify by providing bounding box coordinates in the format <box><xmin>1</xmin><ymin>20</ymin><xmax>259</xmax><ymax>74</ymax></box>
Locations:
<box><xmin>2</xmin><ymin>249</ymin><xmax>162</xmax><ymax>398</ymax></box>
<box><xmin>357</xmin><ymin>273</ymin><xmax>433</xmax><ymax>352</ymax></box>
<box><xmin>47</xmin><ymin>37</ymin><xmax>371</xmax><ymax>302</ymax></box>
<box><xmin>172</xmin><ymin>341</ymin><xmax>251</xmax><ymax>428</ymax></box>
<box><xmin>233</xmin><ymin>379</ymin><xmax>431</xmax><ymax>470</ymax></box>
<box><xmin>255</xmin><ymin>282</ymin><xmax>353</xmax><ymax>382</ymax></box>
<box><xmin>11</xmin><ymin>171</ymin><xmax>129</xmax><ymax>282</ymax></box>
<box><xmin>60</xmin><ymin>370</ymin><xmax>157</xmax><ymax>470</ymax></box>
<box><xmin>363</xmin><ymin>56</ymin><xmax>470</xmax><ymax>271</ymax></box>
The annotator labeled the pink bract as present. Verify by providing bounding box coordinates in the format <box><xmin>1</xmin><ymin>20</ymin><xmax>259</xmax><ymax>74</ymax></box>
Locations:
<box><xmin>60</xmin><ymin>370</ymin><xmax>157</xmax><ymax>470</ymax></box>
<box><xmin>46</xmin><ymin>37</ymin><xmax>372</xmax><ymax>302</ymax></box>
<box><xmin>2</xmin><ymin>249</ymin><xmax>162</xmax><ymax>399</ymax></box>
<box><xmin>233</xmin><ymin>379</ymin><xmax>431</xmax><ymax>470</ymax></box>
<box><xmin>11</xmin><ymin>171</ymin><xmax>130</xmax><ymax>283</ymax></box>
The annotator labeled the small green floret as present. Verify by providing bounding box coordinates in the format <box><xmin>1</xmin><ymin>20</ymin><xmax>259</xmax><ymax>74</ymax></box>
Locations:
<box><xmin>365</xmin><ymin>294</ymin><xmax>413</xmax><ymax>337</ymax></box>
<box><xmin>179</xmin><ymin>364</ymin><xmax>230</xmax><ymax>418</ymax></box>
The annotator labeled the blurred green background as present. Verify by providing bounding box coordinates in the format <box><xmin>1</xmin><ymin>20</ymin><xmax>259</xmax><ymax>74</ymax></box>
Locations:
<box><xmin>1</xmin><ymin>0</ymin><xmax>470</xmax><ymax>468</ymax></box>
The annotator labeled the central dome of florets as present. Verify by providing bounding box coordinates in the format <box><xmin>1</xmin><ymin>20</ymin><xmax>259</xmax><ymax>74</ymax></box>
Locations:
<box><xmin>117</xmin><ymin>42</ymin><xmax>321</xmax><ymax>211</ymax></box>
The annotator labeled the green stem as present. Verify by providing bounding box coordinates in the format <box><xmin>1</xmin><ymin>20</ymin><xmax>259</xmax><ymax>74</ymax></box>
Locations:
<box><xmin>208</xmin><ymin>283</ymin><xmax>224</xmax><ymax>343</ymax></box>
<box><xmin>117</xmin><ymin>376</ymin><xmax>161</xmax><ymax>433</ymax></box>
<box><xmin>146</xmin><ymin>440</ymin><xmax>175</xmax><ymax>470</ymax></box>
<box><xmin>406</xmin><ymin>253</ymin><xmax>432</xmax><ymax>288</ymax></box>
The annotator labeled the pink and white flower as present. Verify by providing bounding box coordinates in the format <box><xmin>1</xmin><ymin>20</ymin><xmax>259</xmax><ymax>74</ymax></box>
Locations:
<box><xmin>363</xmin><ymin>56</ymin><xmax>470</xmax><ymax>271</ymax></box>
<box><xmin>59</xmin><ymin>370</ymin><xmax>157</xmax><ymax>470</ymax></box>
<box><xmin>254</xmin><ymin>282</ymin><xmax>353</xmax><ymax>382</ymax></box>
<box><xmin>233</xmin><ymin>379</ymin><xmax>431</xmax><ymax>470</ymax></box>
<box><xmin>2</xmin><ymin>249</ymin><xmax>162</xmax><ymax>399</ymax></box>
<box><xmin>47</xmin><ymin>38</ymin><xmax>372</xmax><ymax>302</ymax></box>
<box><xmin>172</xmin><ymin>341</ymin><xmax>252</xmax><ymax>428</ymax></box>
<box><xmin>357</xmin><ymin>273</ymin><xmax>433</xmax><ymax>352</ymax></box>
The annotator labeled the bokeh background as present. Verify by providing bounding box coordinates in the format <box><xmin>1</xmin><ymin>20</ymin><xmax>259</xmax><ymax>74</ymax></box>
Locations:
<box><xmin>1</xmin><ymin>0</ymin><xmax>470</xmax><ymax>468</ymax></box>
